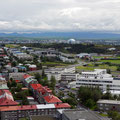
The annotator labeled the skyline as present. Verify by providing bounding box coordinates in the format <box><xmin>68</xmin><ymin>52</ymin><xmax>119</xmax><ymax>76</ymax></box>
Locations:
<box><xmin>0</xmin><ymin>0</ymin><xmax>120</xmax><ymax>33</ymax></box>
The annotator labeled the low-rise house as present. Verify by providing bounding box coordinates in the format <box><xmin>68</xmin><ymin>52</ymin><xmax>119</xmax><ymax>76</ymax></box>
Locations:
<box><xmin>97</xmin><ymin>99</ymin><xmax>120</xmax><ymax>111</ymax></box>
<box><xmin>0</xmin><ymin>84</ymin><xmax>9</xmax><ymax>90</ymax></box>
<box><xmin>30</xmin><ymin>48</ymin><xmax>59</xmax><ymax>58</ymax></box>
<box><xmin>9</xmin><ymin>73</ymin><xmax>25</xmax><ymax>81</ymax></box>
<box><xmin>29</xmin><ymin>65</ymin><xmax>37</xmax><ymax>71</ymax></box>
<box><xmin>23</xmin><ymin>74</ymin><xmax>38</xmax><ymax>87</ymax></box>
<box><xmin>0</xmin><ymin>90</ymin><xmax>18</xmax><ymax>106</ymax></box>
<box><xmin>59</xmin><ymin>52</ymin><xmax>75</xmax><ymax>63</ymax></box>
<box><xmin>76</xmin><ymin>53</ymin><xmax>91</xmax><ymax>58</ymax></box>
<box><xmin>31</xmin><ymin>84</ymin><xmax>62</xmax><ymax>104</ymax></box>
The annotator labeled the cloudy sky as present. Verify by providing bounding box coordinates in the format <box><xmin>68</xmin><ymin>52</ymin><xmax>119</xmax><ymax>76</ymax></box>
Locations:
<box><xmin>0</xmin><ymin>0</ymin><xmax>120</xmax><ymax>33</ymax></box>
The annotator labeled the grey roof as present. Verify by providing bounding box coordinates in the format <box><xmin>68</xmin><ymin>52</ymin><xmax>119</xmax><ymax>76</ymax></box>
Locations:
<box><xmin>63</xmin><ymin>109</ymin><xmax>101</xmax><ymax>120</ymax></box>
<box><xmin>97</xmin><ymin>99</ymin><xmax>120</xmax><ymax>105</ymax></box>
<box><xmin>31</xmin><ymin>115</ymin><xmax>56</xmax><ymax>120</ymax></box>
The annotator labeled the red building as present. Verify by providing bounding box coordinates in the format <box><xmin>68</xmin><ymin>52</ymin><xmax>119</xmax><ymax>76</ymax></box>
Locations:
<box><xmin>0</xmin><ymin>90</ymin><xmax>18</xmax><ymax>106</ymax></box>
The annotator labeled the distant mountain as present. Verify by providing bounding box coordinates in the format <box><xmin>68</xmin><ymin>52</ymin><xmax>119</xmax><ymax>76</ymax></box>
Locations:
<box><xmin>0</xmin><ymin>32</ymin><xmax>120</xmax><ymax>39</ymax></box>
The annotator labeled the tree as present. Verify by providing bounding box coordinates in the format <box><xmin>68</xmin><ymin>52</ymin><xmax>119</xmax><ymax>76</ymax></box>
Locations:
<box><xmin>117</xmin><ymin>66</ymin><xmax>120</xmax><ymax>71</ymax></box>
<box><xmin>107</xmin><ymin>69</ymin><xmax>111</xmax><ymax>74</ymax></box>
<box><xmin>11</xmin><ymin>61</ymin><xmax>17</xmax><ymax>67</ymax></box>
<box><xmin>42</xmin><ymin>77</ymin><xmax>49</xmax><ymax>87</ymax></box>
<box><xmin>58</xmin><ymin>91</ymin><xmax>64</xmax><ymax>98</ymax></box>
<box><xmin>7</xmin><ymin>81</ymin><xmax>11</xmax><ymax>88</ymax></box>
<box><xmin>35</xmin><ymin>73</ymin><xmax>42</xmax><ymax>84</ymax></box>
<box><xmin>78</xmin><ymin>86</ymin><xmax>102</xmax><ymax>109</ymax></box>
<box><xmin>11</xmin><ymin>80</ymin><xmax>17</xmax><ymax>87</ymax></box>
<box><xmin>50</xmin><ymin>76</ymin><xmax>56</xmax><ymax>90</ymax></box>
<box><xmin>108</xmin><ymin>111</ymin><xmax>120</xmax><ymax>120</ymax></box>
<box><xmin>85</xmin><ymin>99</ymin><xmax>95</xmax><ymax>109</ymax></box>
<box><xmin>16</xmin><ymin>84</ymin><xmax>22</xmax><ymax>92</ymax></box>
<box><xmin>37</xmin><ymin>63</ymin><xmax>42</xmax><ymax>69</ymax></box>
<box><xmin>42</xmin><ymin>69</ymin><xmax>46</xmax><ymax>78</ymax></box>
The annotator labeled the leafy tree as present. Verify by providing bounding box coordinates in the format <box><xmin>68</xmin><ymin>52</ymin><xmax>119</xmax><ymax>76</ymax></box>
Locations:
<box><xmin>42</xmin><ymin>77</ymin><xmax>49</xmax><ymax>87</ymax></box>
<box><xmin>107</xmin><ymin>69</ymin><xmax>111</xmax><ymax>74</ymax></box>
<box><xmin>42</xmin><ymin>69</ymin><xmax>46</xmax><ymax>78</ymax></box>
<box><xmin>7</xmin><ymin>80</ymin><xmax>11</xmax><ymax>88</ymax></box>
<box><xmin>58</xmin><ymin>91</ymin><xmax>64</xmax><ymax>98</ymax></box>
<box><xmin>16</xmin><ymin>84</ymin><xmax>22</xmax><ymax>92</ymax></box>
<box><xmin>78</xmin><ymin>86</ymin><xmax>102</xmax><ymax>109</ymax></box>
<box><xmin>11</xmin><ymin>61</ymin><xmax>17</xmax><ymax>67</ymax></box>
<box><xmin>117</xmin><ymin>66</ymin><xmax>120</xmax><ymax>71</ymax></box>
<box><xmin>37</xmin><ymin>63</ymin><xmax>42</xmax><ymax>69</ymax></box>
<box><xmin>108</xmin><ymin>111</ymin><xmax>120</xmax><ymax>120</ymax></box>
<box><xmin>85</xmin><ymin>99</ymin><xmax>95</xmax><ymax>109</ymax></box>
<box><xmin>11</xmin><ymin>80</ymin><xmax>17</xmax><ymax>87</ymax></box>
<box><xmin>35</xmin><ymin>73</ymin><xmax>42</xmax><ymax>84</ymax></box>
<box><xmin>50</xmin><ymin>76</ymin><xmax>56</xmax><ymax>90</ymax></box>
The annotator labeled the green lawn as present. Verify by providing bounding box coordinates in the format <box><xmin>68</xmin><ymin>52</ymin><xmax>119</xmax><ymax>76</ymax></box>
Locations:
<box><xmin>5</xmin><ymin>44</ymin><xmax>20</xmax><ymax>48</ymax></box>
<box><xmin>99</xmin><ymin>113</ymin><xmax>108</xmax><ymax>117</ymax></box>
<box><xmin>100</xmin><ymin>60</ymin><xmax>120</xmax><ymax>64</ymax></box>
<box><xmin>42</xmin><ymin>62</ymin><xmax>74</xmax><ymax>67</ymax></box>
<box><xmin>76</xmin><ymin>66</ymin><xmax>94</xmax><ymax>71</ymax></box>
<box><xmin>76</xmin><ymin>64</ymin><xmax>117</xmax><ymax>72</ymax></box>
<box><xmin>98</xmin><ymin>64</ymin><xmax>117</xmax><ymax>71</ymax></box>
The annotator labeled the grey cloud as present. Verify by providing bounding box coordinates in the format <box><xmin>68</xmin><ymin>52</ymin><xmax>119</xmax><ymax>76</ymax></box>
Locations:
<box><xmin>0</xmin><ymin>0</ymin><xmax>120</xmax><ymax>32</ymax></box>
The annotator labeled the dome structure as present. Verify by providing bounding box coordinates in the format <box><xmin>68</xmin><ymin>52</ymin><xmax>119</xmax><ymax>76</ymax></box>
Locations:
<box><xmin>68</xmin><ymin>39</ymin><xmax>76</xmax><ymax>44</ymax></box>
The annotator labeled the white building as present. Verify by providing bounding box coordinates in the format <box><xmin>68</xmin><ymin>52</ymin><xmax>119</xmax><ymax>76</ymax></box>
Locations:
<box><xmin>61</xmin><ymin>73</ymin><xmax>79</xmax><ymax>82</ymax></box>
<box><xmin>76</xmin><ymin>69</ymin><xmax>120</xmax><ymax>93</ymax></box>
<box><xmin>9</xmin><ymin>73</ymin><xmax>25</xmax><ymax>81</ymax></box>
<box><xmin>45</xmin><ymin>66</ymin><xmax>75</xmax><ymax>81</ymax></box>
<box><xmin>67</xmin><ymin>81</ymin><xmax>76</xmax><ymax>88</ymax></box>
<box><xmin>76</xmin><ymin>53</ymin><xmax>91</xmax><ymax>58</ymax></box>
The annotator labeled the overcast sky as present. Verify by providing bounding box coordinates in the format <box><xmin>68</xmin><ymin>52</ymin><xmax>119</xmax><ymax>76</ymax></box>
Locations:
<box><xmin>0</xmin><ymin>0</ymin><xmax>120</xmax><ymax>33</ymax></box>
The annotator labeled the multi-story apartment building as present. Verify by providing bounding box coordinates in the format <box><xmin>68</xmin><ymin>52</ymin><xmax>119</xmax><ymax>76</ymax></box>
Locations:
<box><xmin>30</xmin><ymin>84</ymin><xmax>62</xmax><ymax>104</ymax></box>
<box><xmin>76</xmin><ymin>69</ymin><xmax>120</xmax><ymax>92</ymax></box>
<box><xmin>0</xmin><ymin>103</ymin><xmax>70</xmax><ymax>120</ymax></box>
<box><xmin>45</xmin><ymin>66</ymin><xmax>75</xmax><ymax>81</ymax></box>
<box><xmin>23</xmin><ymin>74</ymin><xmax>38</xmax><ymax>87</ymax></box>
<box><xmin>61</xmin><ymin>73</ymin><xmax>79</xmax><ymax>83</ymax></box>
<box><xmin>97</xmin><ymin>99</ymin><xmax>120</xmax><ymax>112</ymax></box>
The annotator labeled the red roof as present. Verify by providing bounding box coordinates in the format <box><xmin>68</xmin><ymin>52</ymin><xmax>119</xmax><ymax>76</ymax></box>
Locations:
<box><xmin>23</xmin><ymin>74</ymin><xmax>31</xmax><ymax>79</ymax></box>
<box><xmin>15</xmin><ymin>80</ymin><xmax>20</xmax><ymax>83</ymax></box>
<box><xmin>31</xmin><ymin>84</ymin><xmax>52</xmax><ymax>95</ymax></box>
<box><xmin>31</xmin><ymin>84</ymin><xmax>42</xmax><ymax>90</ymax></box>
<box><xmin>0</xmin><ymin>105</ymin><xmax>37</xmax><ymax>111</ymax></box>
<box><xmin>44</xmin><ymin>95</ymin><xmax>62</xmax><ymax>103</ymax></box>
<box><xmin>0</xmin><ymin>90</ymin><xmax>18</xmax><ymax>106</ymax></box>
<box><xmin>55</xmin><ymin>103</ymin><xmax>71</xmax><ymax>108</ymax></box>
<box><xmin>0</xmin><ymin>55</ymin><xmax>6</xmax><ymax>57</ymax></box>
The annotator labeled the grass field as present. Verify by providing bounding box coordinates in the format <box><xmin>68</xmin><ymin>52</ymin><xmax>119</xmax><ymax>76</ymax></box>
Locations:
<box><xmin>42</xmin><ymin>62</ymin><xmax>74</xmax><ymax>67</ymax></box>
<box><xmin>93</xmin><ymin>56</ymin><xmax>113</xmax><ymax>59</ymax></box>
<box><xmin>76</xmin><ymin>66</ymin><xmax>94</xmax><ymax>71</ymax></box>
<box><xmin>5</xmin><ymin>44</ymin><xmax>20</xmax><ymax>48</ymax></box>
<box><xmin>76</xmin><ymin>64</ymin><xmax>117</xmax><ymax>72</ymax></box>
<box><xmin>99</xmin><ymin>113</ymin><xmax>108</xmax><ymax>117</ymax></box>
<box><xmin>100</xmin><ymin>60</ymin><xmax>120</xmax><ymax>64</ymax></box>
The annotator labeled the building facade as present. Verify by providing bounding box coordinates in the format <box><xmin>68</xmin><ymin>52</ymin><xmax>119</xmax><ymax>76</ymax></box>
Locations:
<box><xmin>76</xmin><ymin>69</ymin><xmax>120</xmax><ymax>92</ymax></box>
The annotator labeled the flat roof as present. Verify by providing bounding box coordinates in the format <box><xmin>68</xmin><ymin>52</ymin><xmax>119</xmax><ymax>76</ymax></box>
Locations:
<box><xmin>31</xmin><ymin>115</ymin><xmax>56</xmax><ymax>120</ymax></box>
<box><xmin>97</xmin><ymin>99</ymin><xmax>120</xmax><ymax>105</ymax></box>
<box><xmin>63</xmin><ymin>109</ymin><xmax>101</xmax><ymax>120</ymax></box>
